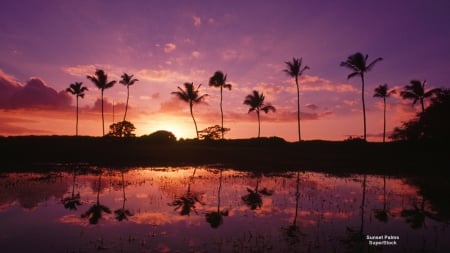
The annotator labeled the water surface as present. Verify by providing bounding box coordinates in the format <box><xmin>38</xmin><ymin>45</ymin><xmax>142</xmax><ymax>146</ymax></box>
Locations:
<box><xmin>0</xmin><ymin>166</ymin><xmax>448</xmax><ymax>252</ymax></box>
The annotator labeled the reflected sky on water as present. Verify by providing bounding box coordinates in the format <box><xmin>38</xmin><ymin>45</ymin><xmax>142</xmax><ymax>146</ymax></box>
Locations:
<box><xmin>0</xmin><ymin>167</ymin><xmax>448</xmax><ymax>253</ymax></box>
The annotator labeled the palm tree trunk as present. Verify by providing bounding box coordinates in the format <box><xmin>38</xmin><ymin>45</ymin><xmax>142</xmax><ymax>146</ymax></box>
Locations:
<box><xmin>76</xmin><ymin>96</ymin><xmax>79</xmax><ymax>136</ymax></box>
<box><xmin>124</xmin><ymin>85</ymin><xmax>129</xmax><ymax>122</ymax></box>
<box><xmin>257</xmin><ymin>110</ymin><xmax>261</xmax><ymax>138</ymax></box>
<box><xmin>383</xmin><ymin>97</ymin><xmax>386</xmax><ymax>142</ymax></box>
<box><xmin>296</xmin><ymin>76</ymin><xmax>301</xmax><ymax>142</ymax></box>
<box><xmin>220</xmin><ymin>86</ymin><xmax>224</xmax><ymax>139</ymax></box>
<box><xmin>361</xmin><ymin>75</ymin><xmax>367</xmax><ymax>141</ymax></box>
<box><xmin>101</xmin><ymin>89</ymin><xmax>105</xmax><ymax>136</ymax></box>
<box><xmin>420</xmin><ymin>98</ymin><xmax>425</xmax><ymax>113</ymax></box>
<box><xmin>360</xmin><ymin>174</ymin><xmax>367</xmax><ymax>235</ymax></box>
<box><xmin>217</xmin><ymin>169</ymin><xmax>223</xmax><ymax>213</ymax></box>
<box><xmin>190</xmin><ymin>102</ymin><xmax>199</xmax><ymax>138</ymax></box>
<box><xmin>293</xmin><ymin>171</ymin><xmax>300</xmax><ymax>226</ymax></box>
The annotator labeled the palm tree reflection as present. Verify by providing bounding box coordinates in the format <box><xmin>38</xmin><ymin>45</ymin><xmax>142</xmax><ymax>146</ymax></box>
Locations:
<box><xmin>61</xmin><ymin>166</ymin><xmax>82</xmax><ymax>210</ymax></box>
<box><xmin>373</xmin><ymin>175</ymin><xmax>389</xmax><ymax>223</ymax></box>
<box><xmin>81</xmin><ymin>172</ymin><xmax>111</xmax><ymax>224</ymax></box>
<box><xmin>114</xmin><ymin>171</ymin><xmax>133</xmax><ymax>221</ymax></box>
<box><xmin>286</xmin><ymin>171</ymin><xmax>303</xmax><ymax>238</ymax></box>
<box><xmin>205</xmin><ymin>169</ymin><xmax>228</xmax><ymax>228</ymax></box>
<box><xmin>242</xmin><ymin>173</ymin><xmax>273</xmax><ymax>210</ymax></box>
<box><xmin>169</xmin><ymin>168</ymin><xmax>204</xmax><ymax>216</ymax></box>
<box><xmin>401</xmin><ymin>196</ymin><xmax>440</xmax><ymax>229</ymax></box>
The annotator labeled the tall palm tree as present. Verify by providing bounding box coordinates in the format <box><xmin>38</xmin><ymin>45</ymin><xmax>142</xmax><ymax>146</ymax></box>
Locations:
<box><xmin>373</xmin><ymin>84</ymin><xmax>395</xmax><ymax>142</ymax></box>
<box><xmin>86</xmin><ymin>69</ymin><xmax>116</xmax><ymax>136</ymax></box>
<box><xmin>205</xmin><ymin>169</ymin><xmax>228</xmax><ymax>228</ymax></box>
<box><xmin>243</xmin><ymin>90</ymin><xmax>276</xmax><ymax>138</ymax></box>
<box><xmin>284</xmin><ymin>57</ymin><xmax>309</xmax><ymax>142</ymax></box>
<box><xmin>400</xmin><ymin>80</ymin><xmax>442</xmax><ymax>113</ymax></box>
<box><xmin>114</xmin><ymin>171</ymin><xmax>133</xmax><ymax>221</ymax></box>
<box><xmin>66</xmin><ymin>82</ymin><xmax>88</xmax><ymax>136</ymax></box>
<box><xmin>119</xmin><ymin>73</ymin><xmax>139</xmax><ymax>122</ymax></box>
<box><xmin>208</xmin><ymin>71</ymin><xmax>232</xmax><ymax>139</ymax></box>
<box><xmin>340</xmin><ymin>52</ymin><xmax>383</xmax><ymax>141</ymax></box>
<box><xmin>171</xmin><ymin>82</ymin><xmax>208</xmax><ymax>138</ymax></box>
<box><xmin>81</xmin><ymin>173</ymin><xmax>111</xmax><ymax>224</ymax></box>
<box><xmin>169</xmin><ymin>168</ymin><xmax>204</xmax><ymax>215</ymax></box>
<box><xmin>61</xmin><ymin>166</ymin><xmax>82</xmax><ymax>210</ymax></box>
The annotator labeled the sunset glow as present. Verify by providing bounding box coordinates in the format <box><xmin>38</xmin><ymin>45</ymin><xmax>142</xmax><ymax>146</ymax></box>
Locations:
<box><xmin>1</xmin><ymin>1</ymin><xmax>449</xmax><ymax>141</ymax></box>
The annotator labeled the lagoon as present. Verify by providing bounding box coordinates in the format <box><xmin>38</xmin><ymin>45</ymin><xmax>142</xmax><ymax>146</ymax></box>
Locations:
<box><xmin>0</xmin><ymin>166</ymin><xmax>448</xmax><ymax>253</ymax></box>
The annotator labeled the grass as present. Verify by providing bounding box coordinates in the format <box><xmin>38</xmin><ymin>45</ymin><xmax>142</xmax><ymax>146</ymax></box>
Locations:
<box><xmin>0</xmin><ymin>135</ymin><xmax>448</xmax><ymax>176</ymax></box>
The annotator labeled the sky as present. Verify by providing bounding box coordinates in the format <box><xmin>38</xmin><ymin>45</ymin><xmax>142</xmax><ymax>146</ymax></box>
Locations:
<box><xmin>1</xmin><ymin>0</ymin><xmax>449</xmax><ymax>141</ymax></box>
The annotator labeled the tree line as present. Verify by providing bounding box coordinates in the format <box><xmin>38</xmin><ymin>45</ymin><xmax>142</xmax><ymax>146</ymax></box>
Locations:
<box><xmin>66</xmin><ymin>52</ymin><xmax>446</xmax><ymax>142</ymax></box>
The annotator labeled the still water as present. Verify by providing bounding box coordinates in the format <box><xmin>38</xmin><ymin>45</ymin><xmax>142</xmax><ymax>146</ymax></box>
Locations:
<box><xmin>0</xmin><ymin>166</ymin><xmax>448</xmax><ymax>253</ymax></box>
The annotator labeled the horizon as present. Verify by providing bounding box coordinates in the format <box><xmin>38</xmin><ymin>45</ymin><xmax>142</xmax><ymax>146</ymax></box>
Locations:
<box><xmin>1</xmin><ymin>1</ymin><xmax>450</xmax><ymax>142</ymax></box>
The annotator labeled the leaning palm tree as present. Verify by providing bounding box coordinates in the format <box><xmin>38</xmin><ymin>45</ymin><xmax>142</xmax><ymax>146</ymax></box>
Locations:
<box><xmin>373</xmin><ymin>84</ymin><xmax>395</xmax><ymax>142</ymax></box>
<box><xmin>171</xmin><ymin>82</ymin><xmax>208</xmax><ymax>138</ymax></box>
<box><xmin>119</xmin><ymin>73</ymin><xmax>139</xmax><ymax>122</ymax></box>
<box><xmin>66</xmin><ymin>82</ymin><xmax>88</xmax><ymax>136</ymax></box>
<box><xmin>243</xmin><ymin>90</ymin><xmax>276</xmax><ymax>138</ymax></box>
<box><xmin>284</xmin><ymin>57</ymin><xmax>309</xmax><ymax>142</ymax></box>
<box><xmin>208</xmin><ymin>71</ymin><xmax>232</xmax><ymax>139</ymax></box>
<box><xmin>400</xmin><ymin>80</ymin><xmax>442</xmax><ymax>113</ymax></box>
<box><xmin>86</xmin><ymin>69</ymin><xmax>116</xmax><ymax>136</ymax></box>
<box><xmin>340</xmin><ymin>52</ymin><xmax>383</xmax><ymax>141</ymax></box>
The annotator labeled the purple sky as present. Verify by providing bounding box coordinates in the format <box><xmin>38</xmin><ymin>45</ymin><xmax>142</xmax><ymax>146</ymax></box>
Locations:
<box><xmin>1</xmin><ymin>0</ymin><xmax>449</xmax><ymax>141</ymax></box>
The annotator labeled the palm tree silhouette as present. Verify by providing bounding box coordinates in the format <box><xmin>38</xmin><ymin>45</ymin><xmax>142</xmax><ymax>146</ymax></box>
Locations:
<box><xmin>66</xmin><ymin>82</ymin><xmax>88</xmax><ymax>136</ymax></box>
<box><xmin>340</xmin><ymin>52</ymin><xmax>383</xmax><ymax>141</ymax></box>
<box><xmin>400</xmin><ymin>80</ymin><xmax>442</xmax><ymax>113</ymax></box>
<box><xmin>373</xmin><ymin>84</ymin><xmax>395</xmax><ymax>142</ymax></box>
<box><xmin>86</xmin><ymin>69</ymin><xmax>116</xmax><ymax>136</ymax></box>
<box><xmin>205</xmin><ymin>169</ymin><xmax>228</xmax><ymax>228</ymax></box>
<box><xmin>172</xmin><ymin>82</ymin><xmax>208</xmax><ymax>139</ymax></box>
<box><xmin>169</xmin><ymin>168</ymin><xmax>204</xmax><ymax>215</ymax></box>
<box><xmin>285</xmin><ymin>171</ymin><xmax>303</xmax><ymax>238</ymax></box>
<box><xmin>208</xmin><ymin>71</ymin><xmax>232</xmax><ymax>139</ymax></box>
<box><xmin>243</xmin><ymin>90</ymin><xmax>276</xmax><ymax>138</ymax></box>
<box><xmin>114</xmin><ymin>171</ymin><xmax>133</xmax><ymax>221</ymax></box>
<box><xmin>284</xmin><ymin>57</ymin><xmax>309</xmax><ymax>142</ymax></box>
<box><xmin>81</xmin><ymin>173</ymin><xmax>111</xmax><ymax>224</ymax></box>
<box><xmin>61</xmin><ymin>167</ymin><xmax>82</xmax><ymax>210</ymax></box>
<box><xmin>241</xmin><ymin>174</ymin><xmax>273</xmax><ymax>210</ymax></box>
<box><xmin>119</xmin><ymin>73</ymin><xmax>139</xmax><ymax>122</ymax></box>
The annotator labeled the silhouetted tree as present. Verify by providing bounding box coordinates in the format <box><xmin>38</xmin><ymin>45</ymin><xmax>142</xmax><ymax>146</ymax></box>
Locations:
<box><xmin>107</xmin><ymin>120</ymin><xmax>136</xmax><ymax>137</ymax></box>
<box><xmin>114</xmin><ymin>171</ymin><xmax>133</xmax><ymax>221</ymax></box>
<box><xmin>341</xmin><ymin>52</ymin><xmax>383</xmax><ymax>141</ymax></box>
<box><xmin>81</xmin><ymin>174</ymin><xmax>111</xmax><ymax>224</ymax></box>
<box><xmin>373</xmin><ymin>176</ymin><xmax>389</xmax><ymax>223</ymax></box>
<box><xmin>285</xmin><ymin>171</ymin><xmax>303</xmax><ymax>238</ymax></box>
<box><xmin>205</xmin><ymin>169</ymin><xmax>228</xmax><ymax>228</ymax></box>
<box><xmin>198</xmin><ymin>125</ymin><xmax>230</xmax><ymax>140</ymax></box>
<box><xmin>373</xmin><ymin>84</ymin><xmax>395</xmax><ymax>142</ymax></box>
<box><xmin>87</xmin><ymin>69</ymin><xmax>116</xmax><ymax>136</ymax></box>
<box><xmin>391</xmin><ymin>89</ymin><xmax>450</xmax><ymax>141</ymax></box>
<box><xmin>169</xmin><ymin>168</ymin><xmax>204</xmax><ymax>215</ymax></box>
<box><xmin>400</xmin><ymin>80</ymin><xmax>442</xmax><ymax>113</ymax></box>
<box><xmin>243</xmin><ymin>90</ymin><xmax>276</xmax><ymax>138</ymax></box>
<box><xmin>66</xmin><ymin>82</ymin><xmax>88</xmax><ymax>136</ymax></box>
<box><xmin>284</xmin><ymin>57</ymin><xmax>309</xmax><ymax>142</ymax></box>
<box><xmin>119</xmin><ymin>73</ymin><xmax>139</xmax><ymax>122</ymax></box>
<box><xmin>172</xmin><ymin>82</ymin><xmax>208</xmax><ymax>139</ymax></box>
<box><xmin>209</xmin><ymin>71</ymin><xmax>232</xmax><ymax>139</ymax></box>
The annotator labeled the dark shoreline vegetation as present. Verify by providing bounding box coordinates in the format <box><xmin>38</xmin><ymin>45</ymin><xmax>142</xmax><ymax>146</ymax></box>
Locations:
<box><xmin>1</xmin><ymin>135</ymin><xmax>448</xmax><ymax>176</ymax></box>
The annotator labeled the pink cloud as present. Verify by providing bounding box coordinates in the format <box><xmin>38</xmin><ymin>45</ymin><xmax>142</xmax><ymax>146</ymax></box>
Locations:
<box><xmin>164</xmin><ymin>43</ymin><xmax>176</xmax><ymax>53</ymax></box>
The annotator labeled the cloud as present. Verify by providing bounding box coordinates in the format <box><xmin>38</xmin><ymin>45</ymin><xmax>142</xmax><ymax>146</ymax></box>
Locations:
<box><xmin>0</xmin><ymin>71</ymin><xmax>72</xmax><ymax>109</ymax></box>
<box><xmin>222</xmin><ymin>49</ymin><xmax>239</xmax><ymax>61</ymax></box>
<box><xmin>164</xmin><ymin>43</ymin><xmax>176</xmax><ymax>53</ymax></box>
<box><xmin>305</xmin><ymin>103</ymin><xmax>318</xmax><ymax>110</ymax></box>
<box><xmin>193</xmin><ymin>16</ymin><xmax>201</xmax><ymax>26</ymax></box>
<box><xmin>192</xmin><ymin>51</ymin><xmax>200</xmax><ymax>58</ymax></box>
<box><xmin>299</xmin><ymin>75</ymin><xmax>358</xmax><ymax>93</ymax></box>
<box><xmin>158</xmin><ymin>97</ymin><xmax>185</xmax><ymax>113</ymax></box>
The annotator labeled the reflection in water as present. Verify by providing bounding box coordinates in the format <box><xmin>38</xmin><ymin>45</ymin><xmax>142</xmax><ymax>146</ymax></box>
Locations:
<box><xmin>205</xmin><ymin>169</ymin><xmax>228</xmax><ymax>228</ymax></box>
<box><xmin>0</xmin><ymin>167</ymin><xmax>449</xmax><ymax>253</ymax></box>
<box><xmin>81</xmin><ymin>171</ymin><xmax>111</xmax><ymax>224</ymax></box>
<box><xmin>61</xmin><ymin>166</ymin><xmax>81</xmax><ymax>210</ymax></box>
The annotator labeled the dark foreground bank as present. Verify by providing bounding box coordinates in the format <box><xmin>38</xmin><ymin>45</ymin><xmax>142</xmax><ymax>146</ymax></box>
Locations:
<box><xmin>0</xmin><ymin>135</ymin><xmax>448</xmax><ymax>175</ymax></box>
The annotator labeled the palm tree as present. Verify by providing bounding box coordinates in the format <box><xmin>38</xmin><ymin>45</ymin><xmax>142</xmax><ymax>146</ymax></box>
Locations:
<box><xmin>241</xmin><ymin>174</ymin><xmax>273</xmax><ymax>210</ymax></box>
<box><xmin>284</xmin><ymin>57</ymin><xmax>309</xmax><ymax>142</ymax></box>
<box><xmin>373</xmin><ymin>175</ymin><xmax>389</xmax><ymax>223</ymax></box>
<box><xmin>86</xmin><ymin>69</ymin><xmax>116</xmax><ymax>136</ymax></box>
<box><xmin>119</xmin><ymin>73</ymin><xmax>139</xmax><ymax>122</ymax></box>
<box><xmin>114</xmin><ymin>171</ymin><xmax>133</xmax><ymax>221</ymax></box>
<box><xmin>81</xmin><ymin>173</ymin><xmax>111</xmax><ymax>224</ymax></box>
<box><xmin>171</xmin><ymin>82</ymin><xmax>208</xmax><ymax>138</ymax></box>
<box><xmin>400</xmin><ymin>80</ymin><xmax>442</xmax><ymax>113</ymax></box>
<box><xmin>169</xmin><ymin>168</ymin><xmax>204</xmax><ymax>215</ymax></box>
<box><xmin>243</xmin><ymin>90</ymin><xmax>276</xmax><ymax>138</ymax></box>
<box><xmin>205</xmin><ymin>169</ymin><xmax>228</xmax><ymax>228</ymax></box>
<box><xmin>209</xmin><ymin>71</ymin><xmax>232</xmax><ymax>139</ymax></box>
<box><xmin>61</xmin><ymin>166</ymin><xmax>82</xmax><ymax>210</ymax></box>
<box><xmin>373</xmin><ymin>84</ymin><xmax>395</xmax><ymax>142</ymax></box>
<box><xmin>340</xmin><ymin>52</ymin><xmax>383</xmax><ymax>141</ymax></box>
<box><xmin>66</xmin><ymin>82</ymin><xmax>88</xmax><ymax>136</ymax></box>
